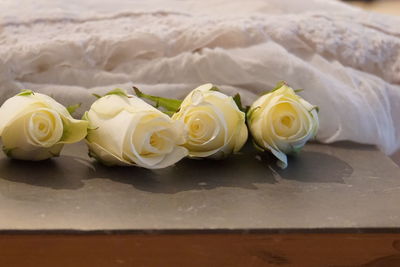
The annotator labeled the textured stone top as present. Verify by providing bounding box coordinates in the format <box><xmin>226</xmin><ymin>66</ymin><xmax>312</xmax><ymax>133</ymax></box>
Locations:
<box><xmin>0</xmin><ymin>141</ymin><xmax>399</xmax><ymax>232</ymax></box>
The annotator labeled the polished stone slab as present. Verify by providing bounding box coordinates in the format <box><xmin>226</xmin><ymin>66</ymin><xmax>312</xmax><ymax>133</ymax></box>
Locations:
<box><xmin>0</xmin><ymin>141</ymin><xmax>399</xmax><ymax>232</ymax></box>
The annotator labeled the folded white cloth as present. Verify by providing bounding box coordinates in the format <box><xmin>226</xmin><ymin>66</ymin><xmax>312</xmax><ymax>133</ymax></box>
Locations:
<box><xmin>1</xmin><ymin>0</ymin><xmax>399</xmax><ymax>154</ymax></box>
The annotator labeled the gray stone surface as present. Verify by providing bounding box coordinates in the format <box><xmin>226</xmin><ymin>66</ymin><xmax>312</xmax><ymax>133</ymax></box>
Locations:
<box><xmin>0</xmin><ymin>142</ymin><xmax>399</xmax><ymax>231</ymax></box>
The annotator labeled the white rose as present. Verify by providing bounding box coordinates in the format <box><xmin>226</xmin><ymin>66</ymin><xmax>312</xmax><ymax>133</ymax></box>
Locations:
<box><xmin>248</xmin><ymin>83</ymin><xmax>319</xmax><ymax>168</ymax></box>
<box><xmin>85</xmin><ymin>90</ymin><xmax>188</xmax><ymax>169</ymax></box>
<box><xmin>0</xmin><ymin>90</ymin><xmax>88</xmax><ymax>160</ymax></box>
<box><xmin>172</xmin><ymin>84</ymin><xmax>248</xmax><ymax>158</ymax></box>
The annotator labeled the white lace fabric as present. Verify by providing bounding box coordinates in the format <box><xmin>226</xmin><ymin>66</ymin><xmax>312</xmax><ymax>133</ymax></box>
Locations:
<box><xmin>0</xmin><ymin>0</ymin><xmax>399</xmax><ymax>154</ymax></box>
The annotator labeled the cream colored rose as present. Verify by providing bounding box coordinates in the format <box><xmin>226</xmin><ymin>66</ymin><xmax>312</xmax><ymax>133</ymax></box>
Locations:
<box><xmin>0</xmin><ymin>90</ymin><xmax>88</xmax><ymax>160</ymax></box>
<box><xmin>85</xmin><ymin>91</ymin><xmax>188</xmax><ymax>169</ymax></box>
<box><xmin>248</xmin><ymin>83</ymin><xmax>319</xmax><ymax>168</ymax></box>
<box><xmin>172</xmin><ymin>84</ymin><xmax>248</xmax><ymax>158</ymax></box>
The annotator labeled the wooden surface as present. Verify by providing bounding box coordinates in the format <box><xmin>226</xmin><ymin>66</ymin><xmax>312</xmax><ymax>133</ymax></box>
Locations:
<box><xmin>2</xmin><ymin>233</ymin><xmax>400</xmax><ymax>267</ymax></box>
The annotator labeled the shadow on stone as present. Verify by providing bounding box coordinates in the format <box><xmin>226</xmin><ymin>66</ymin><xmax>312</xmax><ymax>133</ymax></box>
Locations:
<box><xmin>0</xmin><ymin>144</ymin><xmax>353</xmax><ymax>192</ymax></box>
<box><xmin>0</xmin><ymin>156</ymin><xmax>90</xmax><ymax>190</ymax></box>
<box><xmin>326</xmin><ymin>141</ymin><xmax>376</xmax><ymax>151</ymax></box>
<box><xmin>88</xmin><ymin>148</ymin><xmax>276</xmax><ymax>194</ymax></box>
<box><xmin>276</xmin><ymin>151</ymin><xmax>353</xmax><ymax>183</ymax></box>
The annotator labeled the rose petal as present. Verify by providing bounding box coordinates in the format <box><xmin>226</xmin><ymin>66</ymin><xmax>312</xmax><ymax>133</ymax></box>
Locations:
<box><xmin>146</xmin><ymin>146</ymin><xmax>188</xmax><ymax>169</ymax></box>
<box><xmin>4</xmin><ymin>144</ymin><xmax>64</xmax><ymax>161</ymax></box>
<box><xmin>86</xmin><ymin>109</ymin><xmax>136</xmax><ymax>159</ymax></box>
<box><xmin>0</xmin><ymin>95</ymin><xmax>46</xmax><ymax>135</ymax></box>
<box><xmin>87</xmin><ymin>141</ymin><xmax>132</xmax><ymax>166</ymax></box>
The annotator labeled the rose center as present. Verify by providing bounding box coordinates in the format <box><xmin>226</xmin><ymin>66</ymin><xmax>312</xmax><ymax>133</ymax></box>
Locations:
<box><xmin>281</xmin><ymin>115</ymin><xmax>294</xmax><ymax>128</ymax></box>
<box><xmin>38</xmin><ymin>122</ymin><xmax>47</xmax><ymax>131</ymax></box>
<box><xmin>190</xmin><ymin>119</ymin><xmax>203</xmax><ymax>134</ymax></box>
<box><xmin>31</xmin><ymin>113</ymin><xmax>54</xmax><ymax>141</ymax></box>
<box><xmin>149</xmin><ymin>133</ymin><xmax>163</xmax><ymax>150</ymax></box>
<box><xmin>183</xmin><ymin>109</ymin><xmax>220</xmax><ymax>147</ymax></box>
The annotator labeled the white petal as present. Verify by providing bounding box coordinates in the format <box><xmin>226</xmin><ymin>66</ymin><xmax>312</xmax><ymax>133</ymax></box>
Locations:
<box><xmin>0</xmin><ymin>95</ymin><xmax>45</xmax><ymax>135</ymax></box>
<box><xmin>3</xmin><ymin>143</ymin><xmax>63</xmax><ymax>161</ymax></box>
<box><xmin>33</xmin><ymin>93</ymin><xmax>71</xmax><ymax>118</ymax></box>
<box><xmin>195</xmin><ymin>83</ymin><xmax>214</xmax><ymax>93</ymax></box>
<box><xmin>86</xmin><ymin>109</ymin><xmax>135</xmax><ymax>159</ymax></box>
<box><xmin>147</xmin><ymin>146</ymin><xmax>188</xmax><ymax>169</ymax></box>
<box><xmin>188</xmin><ymin>147</ymin><xmax>223</xmax><ymax>158</ymax></box>
<box><xmin>90</xmin><ymin>94</ymin><xmax>130</xmax><ymax>118</ymax></box>
<box><xmin>233</xmin><ymin>122</ymin><xmax>248</xmax><ymax>153</ymax></box>
<box><xmin>86</xmin><ymin>141</ymin><xmax>132</xmax><ymax>166</ymax></box>
<box><xmin>180</xmin><ymin>83</ymin><xmax>213</xmax><ymax>108</ymax></box>
<box><xmin>269</xmin><ymin>146</ymin><xmax>288</xmax><ymax>169</ymax></box>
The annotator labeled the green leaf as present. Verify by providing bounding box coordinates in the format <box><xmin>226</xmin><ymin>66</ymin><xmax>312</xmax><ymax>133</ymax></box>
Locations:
<box><xmin>133</xmin><ymin>86</ymin><xmax>144</xmax><ymax>97</ymax></box>
<box><xmin>133</xmin><ymin>86</ymin><xmax>182</xmax><ymax>112</ymax></box>
<box><xmin>294</xmin><ymin>89</ymin><xmax>304</xmax><ymax>93</ymax></box>
<box><xmin>252</xmin><ymin>140</ymin><xmax>265</xmax><ymax>152</ymax></box>
<box><xmin>260</xmin><ymin>81</ymin><xmax>287</xmax><ymax>96</ymax></box>
<box><xmin>246</xmin><ymin>106</ymin><xmax>260</xmax><ymax>122</ymax></box>
<box><xmin>48</xmin><ymin>150</ymin><xmax>61</xmax><ymax>157</ymax></box>
<box><xmin>163</xmin><ymin>111</ymin><xmax>175</xmax><ymax>117</ymax></box>
<box><xmin>209</xmin><ymin>86</ymin><xmax>220</xmax><ymax>92</ymax></box>
<box><xmin>87</xmin><ymin>149</ymin><xmax>113</xmax><ymax>166</ymax></box>
<box><xmin>61</xmin><ymin>120</ymin><xmax>72</xmax><ymax>143</ymax></box>
<box><xmin>233</xmin><ymin>93</ymin><xmax>246</xmax><ymax>112</ymax></box>
<box><xmin>17</xmin><ymin>89</ymin><xmax>34</xmax><ymax>96</ymax></box>
<box><xmin>2</xmin><ymin>146</ymin><xmax>14</xmax><ymax>157</ymax></box>
<box><xmin>289</xmin><ymin>145</ymin><xmax>303</xmax><ymax>156</ymax></box>
<box><xmin>105</xmin><ymin>88</ymin><xmax>129</xmax><ymax>98</ymax></box>
<box><xmin>272</xmin><ymin>81</ymin><xmax>286</xmax><ymax>91</ymax></box>
<box><xmin>66</xmin><ymin>103</ymin><xmax>81</xmax><ymax>115</ymax></box>
<box><xmin>92</xmin><ymin>88</ymin><xmax>129</xmax><ymax>99</ymax></box>
<box><xmin>81</xmin><ymin>111</ymin><xmax>89</xmax><ymax>121</ymax></box>
<box><xmin>59</xmin><ymin>117</ymin><xmax>89</xmax><ymax>144</ymax></box>
<box><xmin>88</xmin><ymin>149</ymin><xmax>103</xmax><ymax>163</ymax></box>
<box><xmin>81</xmin><ymin>111</ymin><xmax>98</xmax><ymax>131</ymax></box>
<box><xmin>310</xmin><ymin>106</ymin><xmax>320</xmax><ymax>113</ymax></box>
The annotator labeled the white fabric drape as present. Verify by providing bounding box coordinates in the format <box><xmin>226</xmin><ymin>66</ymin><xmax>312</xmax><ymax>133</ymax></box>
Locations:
<box><xmin>1</xmin><ymin>0</ymin><xmax>399</xmax><ymax>154</ymax></box>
